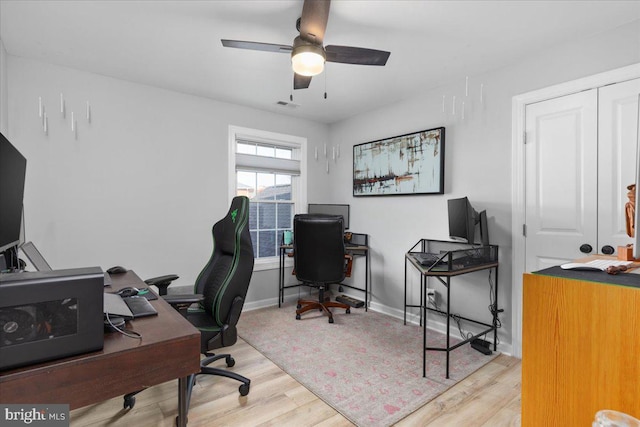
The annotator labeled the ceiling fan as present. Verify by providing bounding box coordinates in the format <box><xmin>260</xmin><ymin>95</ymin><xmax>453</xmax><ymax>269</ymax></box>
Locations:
<box><xmin>221</xmin><ymin>0</ymin><xmax>390</xmax><ymax>90</ymax></box>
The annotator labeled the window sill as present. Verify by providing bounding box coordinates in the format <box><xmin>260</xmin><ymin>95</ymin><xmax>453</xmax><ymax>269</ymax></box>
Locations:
<box><xmin>253</xmin><ymin>256</ymin><xmax>293</xmax><ymax>272</ymax></box>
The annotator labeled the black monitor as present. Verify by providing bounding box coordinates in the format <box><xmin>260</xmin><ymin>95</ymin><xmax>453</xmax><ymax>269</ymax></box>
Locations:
<box><xmin>308</xmin><ymin>204</ymin><xmax>350</xmax><ymax>230</ymax></box>
<box><xmin>0</xmin><ymin>132</ymin><xmax>27</xmax><ymax>268</ymax></box>
<box><xmin>447</xmin><ymin>197</ymin><xmax>489</xmax><ymax>246</ymax></box>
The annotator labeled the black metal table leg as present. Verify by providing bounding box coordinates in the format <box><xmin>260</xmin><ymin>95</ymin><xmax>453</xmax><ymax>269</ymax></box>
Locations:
<box><xmin>177</xmin><ymin>374</ymin><xmax>194</xmax><ymax>427</ymax></box>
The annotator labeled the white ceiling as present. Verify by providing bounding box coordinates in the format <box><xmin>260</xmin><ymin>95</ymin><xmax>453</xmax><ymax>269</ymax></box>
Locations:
<box><xmin>1</xmin><ymin>0</ymin><xmax>639</xmax><ymax>124</ymax></box>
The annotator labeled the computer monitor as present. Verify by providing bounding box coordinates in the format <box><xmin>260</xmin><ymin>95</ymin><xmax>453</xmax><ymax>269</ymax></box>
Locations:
<box><xmin>447</xmin><ymin>197</ymin><xmax>489</xmax><ymax>246</ymax></box>
<box><xmin>308</xmin><ymin>204</ymin><xmax>350</xmax><ymax>230</ymax></box>
<box><xmin>0</xmin><ymin>132</ymin><xmax>27</xmax><ymax>267</ymax></box>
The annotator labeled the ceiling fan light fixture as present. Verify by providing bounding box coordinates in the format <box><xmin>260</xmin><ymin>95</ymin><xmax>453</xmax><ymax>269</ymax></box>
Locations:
<box><xmin>291</xmin><ymin>44</ymin><xmax>326</xmax><ymax>76</ymax></box>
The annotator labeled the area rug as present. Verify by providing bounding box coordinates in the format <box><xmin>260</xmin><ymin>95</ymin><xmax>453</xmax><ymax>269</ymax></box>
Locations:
<box><xmin>238</xmin><ymin>302</ymin><xmax>498</xmax><ymax>427</ymax></box>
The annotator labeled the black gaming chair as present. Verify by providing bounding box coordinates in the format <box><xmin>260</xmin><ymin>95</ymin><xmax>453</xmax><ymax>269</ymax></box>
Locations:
<box><xmin>123</xmin><ymin>196</ymin><xmax>254</xmax><ymax>411</ymax></box>
<box><xmin>293</xmin><ymin>214</ymin><xmax>351</xmax><ymax>323</ymax></box>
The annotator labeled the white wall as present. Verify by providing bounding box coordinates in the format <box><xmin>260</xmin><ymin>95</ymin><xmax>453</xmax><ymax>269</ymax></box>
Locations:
<box><xmin>0</xmin><ymin>38</ymin><xmax>7</xmax><ymax>134</ymax></box>
<box><xmin>324</xmin><ymin>20</ymin><xmax>640</xmax><ymax>351</ymax></box>
<box><xmin>5</xmin><ymin>19</ymin><xmax>639</xmax><ymax>353</ymax></box>
<box><xmin>6</xmin><ymin>56</ymin><xmax>329</xmax><ymax>304</ymax></box>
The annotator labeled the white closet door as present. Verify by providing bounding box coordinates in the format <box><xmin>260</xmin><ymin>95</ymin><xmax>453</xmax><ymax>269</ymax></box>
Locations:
<box><xmin>598</xmin><ymin>78</ymin><xmax>640</xmax><ymax>254</ymax></box>
<box><xmin>524</xmin><ymin>89</ymin><xmax>598</xmax><ymax>272</ymax></box>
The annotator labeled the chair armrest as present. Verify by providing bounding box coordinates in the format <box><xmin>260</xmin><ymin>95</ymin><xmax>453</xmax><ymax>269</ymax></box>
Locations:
<box><xmin>162</xmin><ymin>293</ymin><xmax>204</xmax><ymax>306</ymax></box>
<box><xmin>145</xmin><ymin>274</ymin><xmax>179</xmax><ymax>296</ymax></box>
<box><xmin>145</xmin><ymin>274</ymin><xmax>179</xmax><ymax>286</ymax></box>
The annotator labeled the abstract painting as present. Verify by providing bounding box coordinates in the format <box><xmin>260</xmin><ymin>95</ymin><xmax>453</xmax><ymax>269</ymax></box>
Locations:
<box><xmin>353</xmin><ymin>127</ymin><xmax>445</xmax><ymax>196</ymax></box>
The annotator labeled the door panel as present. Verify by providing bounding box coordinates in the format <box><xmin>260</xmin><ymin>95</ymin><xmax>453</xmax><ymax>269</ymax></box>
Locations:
<box><xmin>598</xmin><ymin>78</ymin><xmax>640</xmax><ymax>253</ymax></box>
<box><xmin>525</xmin><ymin>90</ymin><xmax>598</xmax><ymax>272</ymax></box>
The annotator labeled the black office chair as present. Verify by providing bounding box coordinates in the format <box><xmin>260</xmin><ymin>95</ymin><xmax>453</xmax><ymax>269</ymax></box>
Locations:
<box><xmin>123</xmin><ymin>196</ymin><xmax>254</xmax><ymax>411</ymax></box>
<box><xmin>293</xmin><ymin>214</ymin><xmax>351</xmax><ymax>324</ymax></box>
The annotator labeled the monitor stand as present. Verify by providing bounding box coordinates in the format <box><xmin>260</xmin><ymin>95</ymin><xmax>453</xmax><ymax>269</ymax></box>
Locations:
<box><xmin>1</xmin><ymin>246</ymin><xmax>19</xmax><ymax>272</ymax></box>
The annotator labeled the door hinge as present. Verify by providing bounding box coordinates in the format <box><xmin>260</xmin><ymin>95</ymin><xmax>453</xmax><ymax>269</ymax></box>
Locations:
<box><xmin>523</xmin><ymin>224</ymin><xmax>527</xmax><ymax>237</ymax></box>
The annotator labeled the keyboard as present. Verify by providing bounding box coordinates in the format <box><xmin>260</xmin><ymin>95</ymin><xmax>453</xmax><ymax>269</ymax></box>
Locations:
<box><xmin>413</xmin><ymin>252</ymin><xmax>446</xmax><ymax>266</ymax></box>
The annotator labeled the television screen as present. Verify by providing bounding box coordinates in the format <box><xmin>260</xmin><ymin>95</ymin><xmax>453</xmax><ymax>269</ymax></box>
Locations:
<box><xmin>0</xmin><ymin>132</ymin><xmax>27</xmax><ymax>254</ymax></box>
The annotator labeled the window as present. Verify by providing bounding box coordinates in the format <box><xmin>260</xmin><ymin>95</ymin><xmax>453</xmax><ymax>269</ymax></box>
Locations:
<box><xmin>229</xmin><ymin>126</ymin><xmax>307</xmax><ymax>268</ymax></box>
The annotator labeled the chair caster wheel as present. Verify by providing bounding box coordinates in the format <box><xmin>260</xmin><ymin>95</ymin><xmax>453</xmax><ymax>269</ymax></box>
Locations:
<box><xmin>239</xmin><ymin>383</ymin><xmax>250</xmax><ymax>396</ymax></box>
<box><xmin>339</xmin><ymin>285</ymin><xmax>344</xmax><ymax>292</ymax></box>
<box><xmin>296</xmin><ymin>304</ymin><xmax>301</xmax><ymax>309</ymax></box>
<box><xmin>226</xmin><ymin>355</ymin><xmax>235</xmax><ymax>367</ymax></box>
<box><xmin>296</xmin><ymin>314</ymin><xmax>301</xmax><ymax>320</ymax></box>
<box><xmin>123</xmin><ymin>395</ymin><xmax>135</xmax><ymax>410</ymax></box>
<box><xmin>346</xmin><ymin>308</ymin><xmax>351</xmax><ymax>314</ymax></box>
<box><xmin>328</xmin><ymin>317</ymin><xmax>334</xmax><ymax>324</ymax></box>
<box><xmin>175</xmin><ymin>415</ymin><xmax>187</xmax><ymax>426</ymax></box>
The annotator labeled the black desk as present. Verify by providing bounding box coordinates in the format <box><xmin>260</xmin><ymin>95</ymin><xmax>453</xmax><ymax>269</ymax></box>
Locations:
<box><xmin>279</xmin><ymin>233</ymin><xmax>370</xmax><ymax>310</ymax></box>
<box><xmin>404</xmin><ymin>239</ymin><xmax>500</xmax><ymax>379</ymax></box>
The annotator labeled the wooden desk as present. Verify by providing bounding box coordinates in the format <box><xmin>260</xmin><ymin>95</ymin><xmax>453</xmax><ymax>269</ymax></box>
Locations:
<box><xmin>0</xmin><ymin>271</ymin><xmax>200</xmax><ymax>426</ymax></box>
<box><xmin>522</xmin><ymin>271</ymin><xmax>640</xmax><ymax>425</ymax></box>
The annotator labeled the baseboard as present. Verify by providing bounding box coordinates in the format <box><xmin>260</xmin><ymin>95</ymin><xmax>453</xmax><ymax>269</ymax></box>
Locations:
<box><xmin>243</xmin><ymin>294</ymin><xmax>299</xmax><ymax>311</ymax></box>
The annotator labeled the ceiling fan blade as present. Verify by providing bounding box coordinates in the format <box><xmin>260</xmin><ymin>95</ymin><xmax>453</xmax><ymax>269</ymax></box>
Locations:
<box><xmin>325</xmin><ymin>45</ymin><xmax>390</xmax><ymax>66</ymax></box>
<box><xmin>294</xmin><ymin>73</ymin><xmax>312</xmax><ymax>90</ymax></box>
<box><xmin>299</xmin><ymin>0</ymin><xmax>331</xmax><ymax>44</ymax></box>
<box><xmin>221</xmin><ymin>39</ymin><xmax>292</xmax><ymax>53</ymax></box>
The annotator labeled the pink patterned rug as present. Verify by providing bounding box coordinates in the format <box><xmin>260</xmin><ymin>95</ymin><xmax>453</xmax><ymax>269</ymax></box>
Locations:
<box><xmin>238</xmin><ymin>302</ymin><xmax>497</xmax><ymax>426</ymax></box>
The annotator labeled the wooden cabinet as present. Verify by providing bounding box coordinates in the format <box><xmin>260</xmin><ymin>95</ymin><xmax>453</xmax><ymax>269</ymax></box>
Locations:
<box><xmin>522</xmin><ymin>272</ymin><xmax>640</xmax><ymax>426</ymax></box>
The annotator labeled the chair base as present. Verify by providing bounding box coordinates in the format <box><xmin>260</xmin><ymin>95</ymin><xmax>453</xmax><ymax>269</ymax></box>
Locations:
<box><xmin>295</xmin><ymin>298</ymin><xmax>351</xmax><ymax>323</ymax></box>
<box><xmin>200</xmin><ymin>352</ymin><xmax>251</xmax><ymax>397</ymax></box>
<box><xmin>123</xmin><ymin>352</ymin><xmax>250</xmax><ymax>413</ymax></box>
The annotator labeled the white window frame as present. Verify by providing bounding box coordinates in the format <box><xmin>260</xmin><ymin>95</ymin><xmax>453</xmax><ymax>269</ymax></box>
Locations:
<box><xmin>228</xmin><ymin>125</ymin><xmax>307</xmax><ymax>271</ymax></box>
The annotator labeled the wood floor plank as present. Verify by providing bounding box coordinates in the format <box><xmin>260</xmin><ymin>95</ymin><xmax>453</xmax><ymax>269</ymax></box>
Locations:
<box><xmin>394</xmin><ymin>355</ymin><xmax>521</xmax><ymax>426</ymax></box>
<box><xmin>254</xmin><ymin>399</ymin><xmax>344</xmax><ymax>427</ymax></box>
<box><xmin>70</xmin><ymin>338</ymin><xmax>522</xmax><ymax>426</ymax></box>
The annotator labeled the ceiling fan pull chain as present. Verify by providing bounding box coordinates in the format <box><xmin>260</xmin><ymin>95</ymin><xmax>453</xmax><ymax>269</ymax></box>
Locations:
<box><xmin>324</xmin><ymin>66</ymin><xmax>328</xmax><ymax>99</ymax></box>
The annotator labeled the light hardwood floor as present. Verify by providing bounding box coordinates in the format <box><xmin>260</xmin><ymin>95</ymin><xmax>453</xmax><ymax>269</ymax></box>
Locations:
<box><xmin>71</xmin><ymin>337</ymin><xmax>521</xmax><ymax>426</ymax></box>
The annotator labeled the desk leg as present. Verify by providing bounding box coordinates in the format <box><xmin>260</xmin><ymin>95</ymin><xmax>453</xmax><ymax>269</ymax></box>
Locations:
<box><xmin>422</xmin><ymin>274</ymin><xmax>427</xmax><ymax>378</ymax></box>
<box><xmin>279</xmin><ymin>247</ymin><xmax>284</xmax><ymax>308</ymax></box>
<box><xmin>177</xmin><ymin>374</ymin><xmax>193</xmax><ymax>427</ymax></box>
<box><xmin>404</xmin><ymin>258</ymin><xmax>407</xmax><ymax>325</ymax></box>
<box><xmin>445</xmin><ymin>277</ymin><xmax>451</xmax><ymax>379</ymax></box>
<box><xmin>365</xmin><ymin>248</ymin><xmax>370</xmax><ymax>312</ymax></box>
<box><xmin>493</xmin><ymin>266</ymin><xmax>499</xmax><ymax>352</ymax></box>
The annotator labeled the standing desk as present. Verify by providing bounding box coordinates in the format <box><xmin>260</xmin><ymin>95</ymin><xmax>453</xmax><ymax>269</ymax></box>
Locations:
<box><xmin>404</xmin><ymin>239</ymin><xmax>500</xmax><ymax>379</ymax></box>
<box><xmin>279</xmin><ymin>232</ymin><xmax>370</xmax><ymax>310</ymax></box>
<box><xmin>0</xmin><ymin>271</ymin><xmax>200</xmax><ymax>427</ymax></box>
